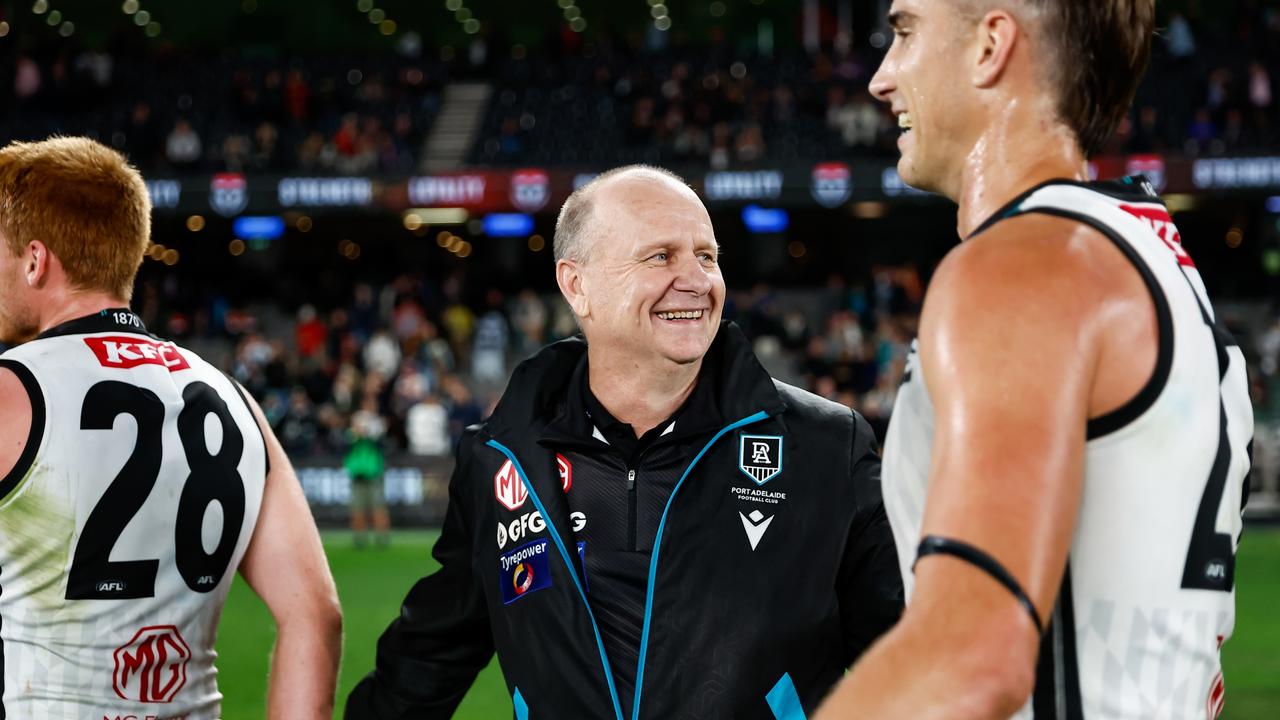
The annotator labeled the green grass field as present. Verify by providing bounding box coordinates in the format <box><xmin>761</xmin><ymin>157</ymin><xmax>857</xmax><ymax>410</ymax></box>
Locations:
<box><xmin>217</xmin><ymin>528</ymin><xmax>1280</xmax><ymax>719</ymax></box>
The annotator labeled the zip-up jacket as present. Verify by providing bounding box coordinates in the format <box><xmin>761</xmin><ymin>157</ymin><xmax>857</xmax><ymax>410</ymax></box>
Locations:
<box><xmin>345</xmin><ymin>322</ymin><xmax>903</xmax><ymax>720</ymax></box>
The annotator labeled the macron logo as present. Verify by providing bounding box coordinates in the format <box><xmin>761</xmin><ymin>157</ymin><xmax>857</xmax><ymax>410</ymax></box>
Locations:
<box><xmin>84</xmin><ymin>336</ymin><xmax>190</xmax><ymax>372</ymax></box>
<box><xmin>739</xmin><ymin>509</ymin><xmax>774</xmax><ymax>551</ymax></box>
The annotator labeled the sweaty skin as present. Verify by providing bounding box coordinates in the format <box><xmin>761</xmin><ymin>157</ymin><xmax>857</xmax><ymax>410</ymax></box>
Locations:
<box><xmin>815</xmin><ymin>1</ymin><xmax>1156</xmax><ymax>718</ymax></box>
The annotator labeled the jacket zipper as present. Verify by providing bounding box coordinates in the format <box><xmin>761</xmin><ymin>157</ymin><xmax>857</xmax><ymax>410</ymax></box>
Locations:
<box><xmin>626</xmin><ymin>468</ymin><xmax>637</xmax><ymax>551</ymax></box>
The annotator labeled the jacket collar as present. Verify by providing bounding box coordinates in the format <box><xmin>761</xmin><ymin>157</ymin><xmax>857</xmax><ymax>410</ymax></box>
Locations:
<box><xmin>481</xmin><ymin>321</ymin><xmax>786</xmax><ymax>446</ymax></box>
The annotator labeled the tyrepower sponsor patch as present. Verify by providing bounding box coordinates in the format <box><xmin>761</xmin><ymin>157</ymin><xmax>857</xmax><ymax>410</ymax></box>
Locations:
<box><xmin>85</xmin><ymin>336</ymin><xmax>190</xmax><ymax>372</ymax></box>
<box><xmin>500</xmin><ymin>538</ymin><xmax>552</xmax><ymax>604</ymax></box>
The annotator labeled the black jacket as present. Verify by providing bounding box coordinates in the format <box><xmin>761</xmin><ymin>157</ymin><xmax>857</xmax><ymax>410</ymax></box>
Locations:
<box><xmin>346</xmin><ymin>323</ymin><xmax>902</xmax><ymax>720</ymax></box>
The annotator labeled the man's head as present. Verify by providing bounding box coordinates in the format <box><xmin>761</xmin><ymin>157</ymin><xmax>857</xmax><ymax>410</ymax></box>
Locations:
<box><xmin>869</xmin><ymin>0</ymin><xmax>1154</xmax><ymax>197</ymax></box>
<box><xmin>0</xmin><ymin>137</ymin><xmax>151</xmax><ymax>343</ymax></box>
<box><xmin>554</xmin><ymin>165</ymin><xmax>725</xmax><ymax>369</ymax></box>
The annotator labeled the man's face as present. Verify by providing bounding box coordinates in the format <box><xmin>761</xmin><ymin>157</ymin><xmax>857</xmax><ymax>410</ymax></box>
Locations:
<box><xmin>869</xmin><ymin>0</ymin><xmax>979</xmax><ymax>197</ymax></box>
<box><xmin>577</xmin><ymin>178</ymin><xmax>725</xmax><ymax>368</ymax></box>
<box><xmin>0</xmin><ymin>236</ymin><xmax>36</xmax><ymax>345</ymax></box>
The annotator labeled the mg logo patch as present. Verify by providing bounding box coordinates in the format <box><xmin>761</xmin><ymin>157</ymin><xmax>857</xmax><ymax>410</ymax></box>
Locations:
<box><xmin>494</xmin><ymin>459</ymin><xmax>528</xmax><ymax>511</ymax></box>
<box><xmin>739</xmin><ymin>434</ymin><xmax>783</xmax><ymax>485</ymax></box>
<box><xmin>113</xmin><ymin>625</ymin><xmax>191</xmax><ymax>703</ymax></box>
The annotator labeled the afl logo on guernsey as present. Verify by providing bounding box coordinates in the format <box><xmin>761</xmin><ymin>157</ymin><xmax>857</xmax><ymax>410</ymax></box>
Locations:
<box><xmin>113</xmin><ymin>625</ymin><xmax>191</xmax><ymax>703</ymax></box>
<box><xmin>84</xmin><ymin>336</ymin><xmax>191</xmax><ymax>372</ymax></box>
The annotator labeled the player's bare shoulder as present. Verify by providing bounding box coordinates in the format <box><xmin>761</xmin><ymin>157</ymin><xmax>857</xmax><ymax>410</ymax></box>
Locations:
<box><xmin>922</xmin><ymin>212</ymin><xmax>1158</xmax><ymax>417</ymax></box>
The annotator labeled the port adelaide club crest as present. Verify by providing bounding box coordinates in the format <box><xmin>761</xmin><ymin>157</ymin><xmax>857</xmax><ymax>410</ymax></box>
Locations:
<box><xmin>739</xmin><ymin>434</ymin><xmax>782</xmax><ymax>484</ymax></box>
<box><xmin>732</xmin><ymin>434</ymin><xmax>787</xmax><ymax>551</ymax></box>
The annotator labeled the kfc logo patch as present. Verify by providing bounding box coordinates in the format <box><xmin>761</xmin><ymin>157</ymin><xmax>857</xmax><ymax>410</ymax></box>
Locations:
<box><xmin>510</xmin><ymin>169</ymin><xmax>550</xmax><ymax>212</ymax></box>
<box><xmin>84</xmin><ymin>336</ymin><xmax>191</xmax><ymax>372</ymax></box>
<box><xmin>113</xmin><ymin>625</ymin><xmax>191</xmax><ymax>703</ymax></box>
<box><xmin>811</xmin><ymin>162</ymin><xmax>853</xmax><ymax>208</ymax></box>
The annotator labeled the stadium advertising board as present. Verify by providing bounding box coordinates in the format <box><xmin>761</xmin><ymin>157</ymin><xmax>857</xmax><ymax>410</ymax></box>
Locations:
<box><xmin>139</xmin><ymin>154</ymin><xmax>1280</xmax><ymax>217</ymax></box>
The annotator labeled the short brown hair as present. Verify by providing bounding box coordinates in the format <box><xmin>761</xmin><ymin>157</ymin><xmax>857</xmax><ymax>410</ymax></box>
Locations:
<box><xmin>0</xmin><ymin>137</ymin><xmax>151</xmax><ymax>300</ymax></box>
<box><xmin>963</xmin><ymin>1</ymin><xmax>1155</xmax><ymax>156</ymax></box>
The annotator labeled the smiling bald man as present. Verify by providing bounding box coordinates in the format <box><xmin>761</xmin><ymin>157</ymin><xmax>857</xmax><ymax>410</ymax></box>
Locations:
<box><xmin>345</xmin><ymin>165</ymin><xmax>902</xmax><ymax>720</ymax></box>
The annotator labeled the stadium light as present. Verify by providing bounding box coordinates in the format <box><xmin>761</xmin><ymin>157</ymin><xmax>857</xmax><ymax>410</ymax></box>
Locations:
<box><xmin>410</xmin><ymin>207</ymin><xmax>469</xmax><ymax>224</ymax></box>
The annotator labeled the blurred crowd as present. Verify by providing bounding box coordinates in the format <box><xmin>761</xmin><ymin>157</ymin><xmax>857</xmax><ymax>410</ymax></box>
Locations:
<box><xmin>78</xmin><ymin>271</ymin><xmax>920</xmax><ymax>461</ymax></box>
<box><xmin>5</xmin><ymin>6</ymin><xmax>1280</xmax><ymax>174</ymax></box>
<box><xmin>3</xmin><ymin>52</ymin><xmax>444</xmax><ymax>175</ymax></box>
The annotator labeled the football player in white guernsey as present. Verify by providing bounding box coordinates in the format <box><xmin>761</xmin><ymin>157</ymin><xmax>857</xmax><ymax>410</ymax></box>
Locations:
<box><xmin>818</xmin><ymin>2</ymin><xmax>1251</xmax><ymax>720</ymax></box>
<box><xmin>0</xmin><ymin>137</ymin><xmax>342</xmax><ymax>719</ymax></box>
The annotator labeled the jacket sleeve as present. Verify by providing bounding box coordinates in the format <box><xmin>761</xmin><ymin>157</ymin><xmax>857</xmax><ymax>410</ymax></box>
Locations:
<box><xmin>836</xmin><ymin>411</ymin><xmax>905</xmax><ymax>664</ymax></box>
<box><xmin>345</xmin><ymin>431</ymin><xmax>495</xmax><ymax>719</ymax></box>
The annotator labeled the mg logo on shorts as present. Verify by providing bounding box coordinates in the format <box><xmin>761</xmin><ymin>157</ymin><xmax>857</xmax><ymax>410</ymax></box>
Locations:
<box><xmin>739</xmin><ymin>434</ymin><xmax>783</xmax><ymax>485</ymax></box>
<box><xmin>113</xmin><ymin>625</ymin><xmax>191</xmax><ymax>703</ymax></box>
<box><xmin>494</xmin><ymin>459</ymin><xmax>528</xmax><ymax>511</ymax></box>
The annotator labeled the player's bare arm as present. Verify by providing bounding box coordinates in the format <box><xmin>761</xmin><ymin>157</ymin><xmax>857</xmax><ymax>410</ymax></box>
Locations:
<box><xmin>816</xmin><ymin>213</ymin><xmax>1157</xmax><ymax>718</ymax></box>
<box><xmin>237</xmin><ymin>384</ymin><xmax>343</xmax><ymax>720</ymax></box>
<box><xmin>0</xmin><ymin>366</ymin><xmax>32</xmax><ymax>485</ymax></box>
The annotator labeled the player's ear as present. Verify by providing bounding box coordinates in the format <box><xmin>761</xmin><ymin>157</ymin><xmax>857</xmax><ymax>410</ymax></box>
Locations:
<box><xmin>972</xmin><ymin>9</ymin><xmax>1019</xmax><ymax>89</ymax></box>
<box><xmin>556</xmin><ymin>258</ymin><xmax>590</xmax><ymax>319</ymax></box>
<box><xmin>24</xmin><ymin>240</ymin><xmax>51</xmax><ymax>289</ymax></box>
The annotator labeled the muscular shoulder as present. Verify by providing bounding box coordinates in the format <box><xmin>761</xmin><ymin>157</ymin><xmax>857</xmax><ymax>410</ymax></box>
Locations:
<box><xmin>927</xmin><ymin>216</ymin><xmax>1133</xmax><ymax>355</ymax></box>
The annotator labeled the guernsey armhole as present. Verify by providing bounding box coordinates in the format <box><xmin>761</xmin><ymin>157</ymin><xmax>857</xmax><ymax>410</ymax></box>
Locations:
<box><xmin>1005</xmin><ymin>207</ymin><xmax>1174</xmax><ymax>441</ymax></box>
<box><xmin>0</xmin><ymin>359</ymin><xmax>47</xmax><ymax>504</ymax></box>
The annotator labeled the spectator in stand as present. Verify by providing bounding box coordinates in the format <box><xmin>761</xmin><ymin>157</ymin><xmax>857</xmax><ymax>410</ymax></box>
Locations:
<box><xmin>165</xmin><ymin>118</ymin><xmax>203</xmax><ymax>169</ymax></box>
<box><xmin>295</xmin><ymin>304</ymin><xmax>327</xmax><ymax>359</ymax></box>
<box><xmin>406</xmin><ymin>392</ymin><xmax>450</xmax><ymax>457</ymax></box>
<box><xmin>363</xmin><ymin>328</ymin><xmax>402</xmax><ymax>379</ymax></box>
<box><xmin>441</xmin><ymin>373</ymin><xmax>482</xmax><ymax>447</ymax></box>
<box><xmin>278</xmin><ymin>386</ymin><xmax>320</xmax><ymax>455</ymax></box>
<box><xmin>509</xmin><ymin>288</ymin><xmax>548</xmax><ymax>356</ymax></box>
<box><xmin>471</xmin><ymin>291</ymin><xmax>509</xmax><ymax>386</ymax></box>
<box><xmin>346</xmin><ymin>397</ymin><xmax>391</xmax><ymax>549</ymax></box>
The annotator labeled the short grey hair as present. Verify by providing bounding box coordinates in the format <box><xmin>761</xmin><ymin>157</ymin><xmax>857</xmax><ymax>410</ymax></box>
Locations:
<box><xmin>553</xmin><ymin>164</ymin><xmax>691</xmax><ymax>264</ymax></box>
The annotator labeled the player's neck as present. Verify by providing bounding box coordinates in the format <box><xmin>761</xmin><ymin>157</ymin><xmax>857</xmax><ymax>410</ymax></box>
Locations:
<box><xmin>38</xmin><ymin>292</ymin><xmax>131</xmax><ymax>335</ymax></box>
<box><xmin>954</xmin><ymin>118</ymin><xmax>1089</xmax><ymax>239</ymax></box>
<box><xmin>586</xmin><ymin>348</ymin><xmax>701</xmax><ymax>438</ymax></box>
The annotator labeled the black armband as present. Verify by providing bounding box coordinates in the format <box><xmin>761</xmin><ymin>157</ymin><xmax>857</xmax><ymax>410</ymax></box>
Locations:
<box><xmin>913</xmin><ymin>535</ymin><xmax>1044</xmax><ymax>633</ymax></box>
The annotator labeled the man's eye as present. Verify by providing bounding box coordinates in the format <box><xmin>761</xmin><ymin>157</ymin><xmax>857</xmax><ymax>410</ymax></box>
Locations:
<box><xmin>650</xmin><ymin>253</ymin><xmax>669</xmax><ymax>262</ymax></box>
<box><xmin>699</xmin><ymin>253</ymin><xmax>716</xmax><ymax>263</ymax></box>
